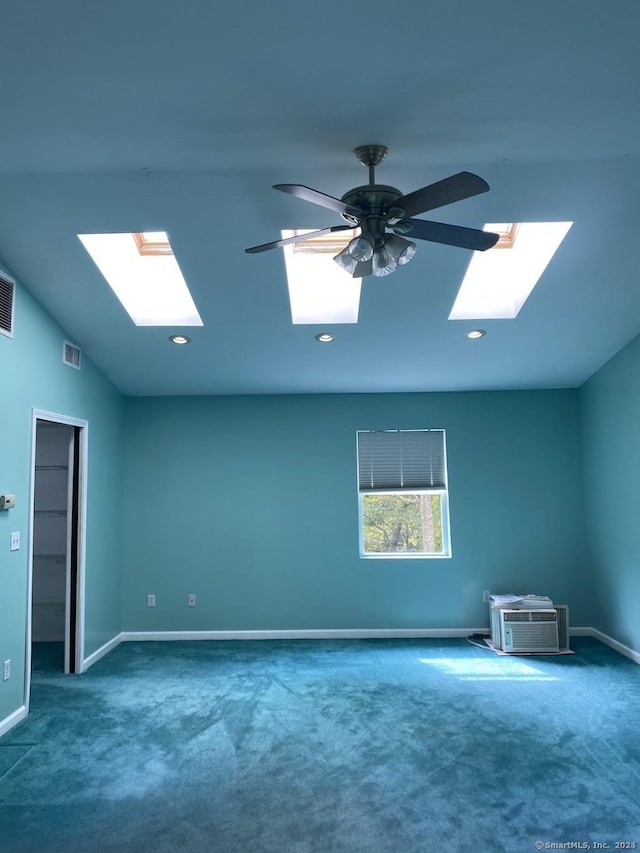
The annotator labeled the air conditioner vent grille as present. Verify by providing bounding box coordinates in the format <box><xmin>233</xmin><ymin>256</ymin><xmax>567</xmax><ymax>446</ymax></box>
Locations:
<box><xmin>531</xmin><ymin>610</ymin><xmax>557</xmax><ymax>622</ymax></box>
<box><xmin>503</xmin><ymin>609</ymin><xmax>557</xmax><ymax>622</ymax></box>
<box><xmin>504</xmin><ymin>611</ymin><xmax>530</xmax><ymax>622</ymax></box>
<box><xmin>507</xmin><ymin>623</ymin><xmax>559</xmax><ymax>650</ymax></box>
<box><xmin>0</xmin><ymin>274</ymin><xmax>14</xmax><ymax>337</ymax></box>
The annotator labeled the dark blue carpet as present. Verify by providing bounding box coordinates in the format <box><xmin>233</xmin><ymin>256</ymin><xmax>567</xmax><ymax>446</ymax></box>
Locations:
<box><xmin>1</xmin><ymin>638</ymin><xmax>639</xmax><ymax>852</ymax></box>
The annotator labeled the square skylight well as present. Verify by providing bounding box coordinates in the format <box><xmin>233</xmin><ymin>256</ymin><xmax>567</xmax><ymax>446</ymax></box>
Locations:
<box><xmin>281</xmin><ymin>229</ymin><xmax>362</xmax><ymax>324</ymax></box>
<box><xmin>78</xmin><ymin>231</ymin><xmax>203</xmax><ymax>326</ymax></box>
<box><xmin>449</xmin><ymin>222</ymin><xmax>573</xmax><ymax>320</ymax></box>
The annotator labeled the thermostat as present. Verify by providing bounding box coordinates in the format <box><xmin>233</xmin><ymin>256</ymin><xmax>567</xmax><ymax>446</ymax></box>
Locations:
<box><xmin>0</xmin><ymin>494</ymin><xmax>15</xmax><ymax>510</ymax></box>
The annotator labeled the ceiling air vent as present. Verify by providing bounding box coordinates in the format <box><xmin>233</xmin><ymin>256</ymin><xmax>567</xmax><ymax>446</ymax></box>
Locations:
<box><xmin>63</xmin><ymin>341</ymin><xmax>81</xmax><ymax>370</ymax></box>
<box><xmin>0</xmin><ymin>274</ymin><xmax>15</xmax><ymax>338</ymax></box>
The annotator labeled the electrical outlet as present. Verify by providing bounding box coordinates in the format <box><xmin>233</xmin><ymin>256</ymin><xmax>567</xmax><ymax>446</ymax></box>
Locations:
<box><xmin>3</xmin><ymin>659</ymin><xmax>10</xmax><ymax>681</ymax></box>
<box><xmin>482</xmin><ymin>590</ymin><xmax>491</xmax><ymax>603</ymax></box>
<box><xmin>147</xmin><ymin>594</ymin><xmax>156</xmax><ymax>607</ymax></box>
<box><xmin>188</xmin><ymin>594</ymin><xmax>196</xmax><ymax>607</ymax></box>
<box><xmin>10</xmin><ymin>531</ymin><xmax>20</xmax><ymax>551</ymax></box>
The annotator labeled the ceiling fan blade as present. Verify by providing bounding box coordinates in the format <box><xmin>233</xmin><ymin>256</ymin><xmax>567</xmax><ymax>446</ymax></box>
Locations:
<box><xmin>389</xmin><ymin>172</ymin><xmax>490</xmax><ymax>219</ymax></box>
<box><xmin>245</xmin><ymin>225</ymin><xmax>353</xmax><ymax>254</ymax></box>
<box><xmin>274</xmin><ymin>184</ymin><xmax>361</xmax><ymax>218</ymax></box>
<box><xmin>393</xmin><ymin>219</ymin><xmax>499</xmax><ymax>251</ymax></box>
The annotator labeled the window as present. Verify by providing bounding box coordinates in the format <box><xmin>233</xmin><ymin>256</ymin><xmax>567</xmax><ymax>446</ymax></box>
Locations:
<box><xmin>357</xmin><ymin>430</ymin><xmax>451</xmax><ymax>558</ymax></box>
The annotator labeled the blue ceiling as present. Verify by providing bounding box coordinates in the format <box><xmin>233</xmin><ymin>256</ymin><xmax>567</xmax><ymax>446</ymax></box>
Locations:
<box><xmin>1</xmin><ymin>0</ymin><xmax>640</xmax><ymax>395</ymax></box>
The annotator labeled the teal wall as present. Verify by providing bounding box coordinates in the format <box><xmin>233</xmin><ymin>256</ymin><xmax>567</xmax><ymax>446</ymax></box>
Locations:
<box><xmin>10</xmin><ymin>243</ymin><xmax>640</xmax><ymax>733</ymax></box>
<box><xmin>581</xmin><ymin>332</ymin><xmax>640</xmax><ymax>652</ymax></box>
<box><xmin>0</xmin><ymin>270</ymin><xmax>124</xmax><ymax>725</ymax></box>
<box><xmin>122</xmin><ymin>391</ymin><xmax>592</xmax><ymax>632</ymax></box>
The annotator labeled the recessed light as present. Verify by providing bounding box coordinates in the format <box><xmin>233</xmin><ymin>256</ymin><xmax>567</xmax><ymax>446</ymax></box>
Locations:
<box><xmin>465</xmin><ymin>329</ymin><xmax>486</xmax><ymax>339</ymax></box>
<box><xmin>169</xmin><ymin>334</ymin><xmax>191</xmax><ymax>345</ymax></box>
<box><xmin>315</xmin><ymin>333</ymin><xmax>334</xmax><ymax>343</ymax></box>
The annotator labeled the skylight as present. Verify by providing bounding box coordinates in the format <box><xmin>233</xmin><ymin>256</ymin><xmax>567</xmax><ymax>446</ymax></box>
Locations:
<box><xmin>449</xmin><ymin>222</ymin><xmax>573</xmax><ymax>320</ymax></box>
<box><xmin>132</xmin><ymin>231</ymin><xmax>173</xmax><ymax>256</ymax></box>
<box><xmin>78</xmin><ymin>232</ymin><xmax>203</xmax><ymax>327</ymax></box>
<box><xmin>281</xmin><ymin>229</ymin><xmax>362</xmax><ymax>324</ymax></box>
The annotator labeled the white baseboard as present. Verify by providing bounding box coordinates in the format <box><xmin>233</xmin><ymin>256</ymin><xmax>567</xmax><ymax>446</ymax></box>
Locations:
<box><xmin>121</xmin><ymin>628</ymin><xmax>488</xmax><ymax>642</ymax></box>
<box><xmin>586</xmin><ymin>627</ymin><xmax>640</xmax><ymax>665</ymax></box>
<box><xmin>0</xmin><ymin>705</ymin><xmax>27</xmax><ymax>738</ymax></box>
<box><xmin>82</xmin><ymin>632</ymin><xmax>124</xmax><ymax>672</ymax></box>
<box><xmin>67</xmin><ymin>626</ymin><xmax>640</xmax><ymax>669</ymax></box>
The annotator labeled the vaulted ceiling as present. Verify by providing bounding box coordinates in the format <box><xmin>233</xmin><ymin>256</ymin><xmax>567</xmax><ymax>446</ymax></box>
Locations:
<box><xmin>2</xmin><ymin>1</ymin><xmax>640</xmax><ymax>395</ymax></box>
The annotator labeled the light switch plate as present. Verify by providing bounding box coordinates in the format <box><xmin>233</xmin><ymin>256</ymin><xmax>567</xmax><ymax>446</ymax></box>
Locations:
<box><xmin>10</xmin><ymin>531</ymin><xmax>20</xmax><ymax>551</ymax></box>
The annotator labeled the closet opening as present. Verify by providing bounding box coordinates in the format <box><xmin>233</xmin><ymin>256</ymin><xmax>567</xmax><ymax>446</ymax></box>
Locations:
<box><xmin>27</xmin><ymin>412</ymin><xmax>87</xmax><ymax>696</ymax></box>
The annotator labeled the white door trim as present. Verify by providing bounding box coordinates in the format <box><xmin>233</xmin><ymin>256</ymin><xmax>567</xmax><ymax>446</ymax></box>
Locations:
<box><xmin>25</xmin><ymin>410</ymin><xmax>89</xmax><ymax>712</ymax></box>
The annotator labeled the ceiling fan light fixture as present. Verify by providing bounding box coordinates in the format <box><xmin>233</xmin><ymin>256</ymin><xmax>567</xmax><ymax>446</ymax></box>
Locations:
<box><xmin>372</xmin><ymin>245</ymin><xmax>397</xmax><ymax>277</ymax></box>
<box><xmin>347</xmin><ymin>235</ymin><xmax>374</xmax><ymax>262</ymax></box>
<box><xmin>385</xmin><ymin>234</ymin><xmax>417</xmax><ymax>266</ymax></box>
<box><xmin>333</xmin><ymin>245</ymin><xmax>360</xmax><ymax>276</ymax></box>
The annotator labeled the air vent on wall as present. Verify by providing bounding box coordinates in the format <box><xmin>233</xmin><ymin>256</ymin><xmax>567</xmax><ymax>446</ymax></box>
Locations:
<box><xmin>63</xmin><ymin>341</ymin><xmax>81</xmax><ymax>370</ymax></box>
<box><xmin>0</xmin><ymin>274</ymin><xmax>15</xmax><ymax>338</ymax></box>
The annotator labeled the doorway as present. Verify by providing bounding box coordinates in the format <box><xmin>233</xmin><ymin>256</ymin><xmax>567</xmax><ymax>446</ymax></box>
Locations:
<box><xmin>27</xmin><ymin>411</ymin><xmax>87</xmax><ymax>699</ymax></box>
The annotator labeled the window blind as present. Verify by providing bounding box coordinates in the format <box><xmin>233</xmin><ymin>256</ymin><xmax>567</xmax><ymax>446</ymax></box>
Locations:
<box><xmin>357</xmin><ymin>430</ymin><xmax>447</xmax><ymax>492</ymax></box>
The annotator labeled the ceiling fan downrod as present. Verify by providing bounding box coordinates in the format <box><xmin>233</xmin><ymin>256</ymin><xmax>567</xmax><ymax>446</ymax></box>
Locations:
<box><xmin>353</xmin><ymin>144</ymin><xmax>388</xmax><ymax>185</ymax></box>
<box><xmin>339</xmin><ymin>145</ymin><xmax>404</xmax><ymax>231</ymax></box>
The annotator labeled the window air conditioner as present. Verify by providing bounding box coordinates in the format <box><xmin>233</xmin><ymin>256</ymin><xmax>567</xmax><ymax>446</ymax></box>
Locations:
<box><xmin>499</xmin><ymin>609</ymin><xmax>560</xmax><ymax>654</ymax></box>
<box><xmin>490</xmin><ymin>604</ymin><xmax>569</xmax><ymax>653</ymax></box>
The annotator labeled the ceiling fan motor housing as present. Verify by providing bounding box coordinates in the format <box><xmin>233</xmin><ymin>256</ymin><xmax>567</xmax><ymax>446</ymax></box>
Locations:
<box><xmin>340</xmin><ymin>185</ymin><xmax>405</xmax><ymax>231</ymax></box>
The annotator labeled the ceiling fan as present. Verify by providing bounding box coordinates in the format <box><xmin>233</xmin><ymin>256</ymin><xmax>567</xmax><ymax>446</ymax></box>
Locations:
<box><xmin>245</xmin><ymin>145</ymin><xmax>499</xmax><ymax>278</ymax></box>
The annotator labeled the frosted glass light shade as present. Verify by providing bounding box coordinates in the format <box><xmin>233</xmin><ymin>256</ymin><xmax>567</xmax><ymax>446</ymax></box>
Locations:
<box><xmin>333</xmin><ymin>246</ymin><xmax>360</xmax><ymax>275</ymax></box>
<box><xmin>347</xmin><ymin>236</ymin><xmax>374</xmax><ymax>262</ymax></box>
<box><xmin>385</xmin><ymin>234</ymin><xmax>417</xmax><ymax>266</ymax></box>
<box><xmin>372</xmin><ymin>245</ymin><xmax>397</xmax><ymax>277</ymax></box>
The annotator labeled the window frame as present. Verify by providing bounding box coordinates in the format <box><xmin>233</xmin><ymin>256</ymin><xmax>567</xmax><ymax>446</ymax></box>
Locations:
<box><xmin>356</xmin><ymin>430</ymin><xmax>452</xmax><ymax>560</ymax></box>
